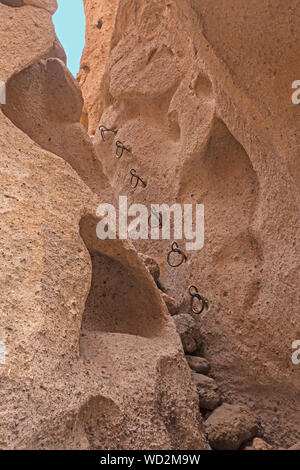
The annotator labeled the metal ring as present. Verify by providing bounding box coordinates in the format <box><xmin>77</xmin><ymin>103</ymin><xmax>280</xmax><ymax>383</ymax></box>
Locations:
<box><xmin>116</xmin><ymin>141</ymin><xmax>130</xmax><ymax>159</ymax></box>
<box><xmin>99</xmin><ymin>125</ymin><xmax>117</xmax><ymax>142</ymax></box>
<box><xmin>188</xmin><ymin>285</ymin><xmax>208</xmax><ymax>315</ymax></box>
<box><xmin>148</xmin><ymin>208</ymin><xmax>162</xmax><ymax>229</ymax></box>
<box><xmin>130</xmin><ymin>169</ymin><xmax>147</xmax><ymax>188</ymax></box>
<box><xmin>191</xmin><ymin>295</ymin><xmax>206</xmax><ymax>315</ymax></box>
<box><xmin>189</xmin><ymin>285</ymin><xmax>199</xmax><ymax>297</ymax></box>
<box><xmin>167</xmin><ymin>242</ymin><xmax>187</xmax><ymax>267</ymax></box>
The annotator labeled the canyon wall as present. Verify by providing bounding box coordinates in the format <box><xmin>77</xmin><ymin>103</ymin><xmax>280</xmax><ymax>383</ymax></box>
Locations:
<box><xmin>79</xmin><ymin>0</ymin><xmax>300</xmax><ymax>446</ymax></box>
<box><xmin>0</xmin><ymin>0</ymin><xmax>208</xmax><ymax>449</ymax></box>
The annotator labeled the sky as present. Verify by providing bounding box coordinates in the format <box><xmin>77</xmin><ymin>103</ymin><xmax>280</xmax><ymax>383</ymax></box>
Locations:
<box><xmin>53</xmin><ymin>0</ymin><xmax>86</xmax><ymax>77</ymax></box>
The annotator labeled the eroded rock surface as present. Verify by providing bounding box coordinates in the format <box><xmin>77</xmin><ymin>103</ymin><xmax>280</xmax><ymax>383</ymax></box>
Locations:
<box><xmin>80</xmin><ymin>0</ymin><xmax>300</xmax><ymax>447</ymax></box>
<box><xmin>2</xmin><ymin>0</ymin><xmax>300</xmax><ymax>450</ymax></box>
<box><xmin>0</xmin><ymin>1</ymin><xmax>209</xmax><ymax>450</ymax></box>
<box><xmin>78</xmin><ymin>0</ymin><xmax>119</xmax><ymax>133</ymax></box>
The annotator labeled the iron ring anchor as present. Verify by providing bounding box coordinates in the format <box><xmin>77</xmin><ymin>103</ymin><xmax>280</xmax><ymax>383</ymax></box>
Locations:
<box><xmin>99</xmin><ymin>125</ymin><xmax>118</xmax><ymax>142</ymax></box>
<box><xmin>116</xmin><ymin>141</ymin><xmax>131</xmax><ymax>159</ymax></box>
<box><xmin>148</xmin><ymin>207</ymin><xmax>163</xmax><ymax>229</ymax></box>
<box><xmin>167</xmin><ymin>242</ymin><xmax>187</xmax><ymax>268</ymax></box>
<box><xmin>130</xmin><ymin>169</ymin><xmax>147</xmax><ymax>189</ymax></box>
<box><xmin>189</xmin><ymin>285</ymin><xmax>209</xmax><ymax>315</ymax></box>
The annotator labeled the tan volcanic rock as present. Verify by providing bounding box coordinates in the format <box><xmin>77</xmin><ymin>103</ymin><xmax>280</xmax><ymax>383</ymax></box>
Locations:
<box><xmin>0</xmin><ymin>1</ymin><xmax>209</xmax><ymax>450</ymax></box>
<box><xmin>2</xmin><ymin>57</ymin><xmax>109</xmax><ymax>198</ymax></box>
<box><xmin>23</xmin><ymin>1</ymin><xmax>58</xmax><ymax>14</ymax></box>
<box><xmin>81</xmin><ymin>0</ymin><xmax>300</xmax><ymax>447</ymax></box>
<box><xmin>0</xmin><ymin>1</ymin><xmax>63</xmax><ymax>81</ymax></box>
<box><xmin>78</xmin><ymin>0</ymin><xmax>119</xmax><ymax>133</ymax></box>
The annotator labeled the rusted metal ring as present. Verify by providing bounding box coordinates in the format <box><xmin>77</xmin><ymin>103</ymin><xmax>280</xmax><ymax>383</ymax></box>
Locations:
<box><xmin>130</xmin><ymin>169</ymin><xmax>147</xmax><ymax>189</ymax></box>
<box><xmin>191</xmin><ymin>295</ymin><xmax>206</xmax><ymax>315</ymax></box>
<box><xmin>116</xmin><ymin>141</ymin><xmax>130</xmax><ymax>159</ymax></box>
<box><xmin>189</xmin><ymin>285</ymin><xmax>198</xmax><ymax>297</ymax></box>
<box><xmin>148</xmin><ymin>208</ymin><xmax>163</xmax><ymax>229</ymax></box>
<box><xmin>99</xmin><ymin>125</ymin><xmax>117</xmax><ymax>142</ymax></box>
<box><xmin>189</xmin><ymin>285</ymin><xmax>208</xmax><ymax>315</ymax></box>
<box><xmin>167</xmin><ymin>242</ymin><xmax>187</xmax><ymax>267</ymax></box>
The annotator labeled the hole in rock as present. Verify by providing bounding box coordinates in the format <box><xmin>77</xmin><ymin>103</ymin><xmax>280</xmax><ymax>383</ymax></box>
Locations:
<box><xmin>77</xmin><ymin>396</ymin><xmax>124</xmax><ymax>450</ymax></box>
<box><xmin>0</xmin><ymin>0</ymin><xmax>23</xmax><ymax>5</ymax></box>
<box><xmin>194</xmin><ymin>73</ymin><xmax>213</xmax><ymax>99</ymax></box>
<box><xmin>53</xmin><ymin>0</ymin><xmax>85</xmax><ymax>77</ymax></box>
<box><xmin>79</xmin><ymin>216</ymin><xmax>164</xmax><ymax>339</ymax></box>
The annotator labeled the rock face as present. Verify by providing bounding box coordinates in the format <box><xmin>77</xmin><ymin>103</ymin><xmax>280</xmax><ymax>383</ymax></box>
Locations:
<box><xmin>78</xmin><ymin>0</ymin><xmax>119</xmax><ymax>133</ymax></box>
<box><xmin>79</xmin><ymin>0</ymin><xmax>300</xmax><ymax>447</ymax></box>
<box><xmin>0</xmin><ymin>1</ymin><xmax>209</xmax><ymax>450</ymax></box>
<box><xmin>138</xmin><ymin>252</ymin><xmax>160</xmax><ymax>283</ymax></box>
<box><xmin>2</xmin><ymin>0</ymin><xmax>300</xmax><ymax>451</ymax></box>
<box><xmin>205</xmin><ymin>403</ymin><xmax>259</xmax><ymax>450</ymax></box>
<box><xmin>160</xmin><ymin>292</ymin><xmax>180</xmax><ymax>316</ymax></box>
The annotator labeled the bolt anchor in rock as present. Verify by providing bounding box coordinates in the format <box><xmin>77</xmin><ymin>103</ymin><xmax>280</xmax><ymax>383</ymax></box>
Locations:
<box><xmin>116</xmin><ymin>141</ymin><xmax>131</xmax><ymax>159</ymax></box>
<box><xmin>189</xmin><ymin>285</ymin><xmax>209</xmax><ymax>314</ymax></box>
<box><xmin>167</xmin><ymin>242</ymin><xmax>187</xmax><ymax>267</ymax></box>
<box><xmin>99</xmin><ymin>125</ymin><xmax>118</xmax><ymax>142</ymax></box>
<box><xmin>130</xmin><ymin>169</ymin><xmax>147</xmax><ymax>188</ymax></box>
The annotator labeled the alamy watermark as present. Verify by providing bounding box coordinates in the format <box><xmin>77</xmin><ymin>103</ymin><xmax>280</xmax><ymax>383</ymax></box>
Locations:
<box><xmin>0</xmin><ymin>340</ymin><xmax>6</xmax><ymax>365</ymax></box>
<box><xmin>290</xmin><ymin>83</ymin><xmax>300</xmax><ymax>363</ymax></box>
<box><xmin>292</xmin><ymin>340</ymin><xmax>300</xmax><ymax>365</ymax></box>
<box><xmin>291</xmin><ymin>80</ymin><xmax>300</xmax><ymax>104</ymax></box>
<box><xmin>96</xmin><ymin>196</ymin><xmax>204</xmax><ymax>251</ymax></box>
<box><xmin>0</xmin><ymin>80</ymin><xmax>6</xmax><ymax>105</ymax></box>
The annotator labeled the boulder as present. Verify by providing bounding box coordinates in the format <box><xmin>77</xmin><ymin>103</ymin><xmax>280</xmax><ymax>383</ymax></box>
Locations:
<box><xmin>205</xmin><ymin>403</ymin><xmax>259</xmax><ymax>450</ymax></box>
<box><xmin>173</xmin><ymin>314</ymin><xmax>199</xmax><ymax>354</ymax></box>
<box><xmin>192</xmin><ymin>373</ymin><xmax>221</xmax><ymax>410</ymax></box>
<box><xmin>186</xmin><ymin>356</ymin><xmax>210</xmax><ymax>374</ymax></box>
<box><xmin>243</xmin><ymin>437</ymin><xmax>273</xmax><ymax>450</ymax></box>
